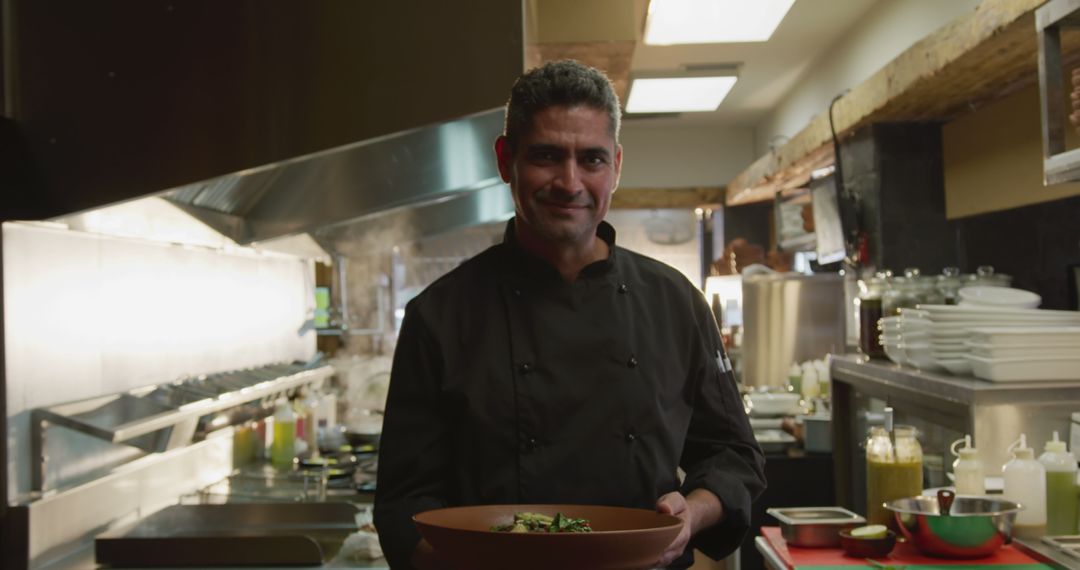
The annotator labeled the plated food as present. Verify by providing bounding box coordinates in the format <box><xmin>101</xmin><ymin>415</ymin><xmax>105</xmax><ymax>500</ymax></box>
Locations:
<box><xmin>413</xmin><ymin>504</ymin><xmax>682</xmax><ymax>570</ymax></box>
<box><xmin>491</xmin><ymin>512</ymin><xmax>592</xmax><ymax>533</ymax></box>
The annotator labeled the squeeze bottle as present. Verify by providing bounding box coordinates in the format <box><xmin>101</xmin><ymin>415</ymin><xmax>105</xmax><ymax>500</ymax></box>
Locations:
<box><xmin>1002</xmin><ymin>434</ymin><xmax>1046</xmax><ymax>538</ymax></box>
<box><xmin>801</xmin><ymin>363</ymin><xmax>821</xmax><ymax>400</ymax></box>
<box><xmin>951</xmin><ymin>435</ymin><xmax>985</xmax><ymax>495</ymax></box>
<box><xmin>270</xmin><ymin>399</ymin><xmax>297</xmax><ymax>469</ymax></box>
<box><xmin>1039</xmin><ymin>431</ymin><xmax>1079</xmax><ymax>535</ymax></box>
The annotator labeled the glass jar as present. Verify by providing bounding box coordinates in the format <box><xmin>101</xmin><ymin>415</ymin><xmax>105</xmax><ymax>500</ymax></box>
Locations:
<box><xmin>882</xmin><ymin>269</ymin><xmax>920</xmax><ymax>316</ymax></box>
<box><xmin>866</xmin><ymin>425</ymin><xmax>923</xmax><ymax>527</ymax></box>
<box><xmin>936</xmin><ymin>267</ymin><xmax>963</xmax><ymax>305</ymax></box>
<box><xmin>967</xmin><ymin>265</ymin><xmax>1012</xmax><ymax>288</ymax></box>
<box><xmin>916</xmin><ymin>275</ymin><xmax>944</xmax><ymax>306</ymax></box>
<box><xmin>857</xmin><ymin>273</ymin><xmax>887</xmax><ymax>358</ymax></box>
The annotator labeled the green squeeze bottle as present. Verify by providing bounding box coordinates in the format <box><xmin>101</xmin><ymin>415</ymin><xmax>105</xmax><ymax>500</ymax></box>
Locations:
<box><xmin>1039</xmin><ymin>431</ymin><xmax>1079</xmax><ymax>536</ymax></box>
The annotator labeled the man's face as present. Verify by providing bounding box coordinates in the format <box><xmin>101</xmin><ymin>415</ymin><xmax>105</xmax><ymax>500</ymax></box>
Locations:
<box><xmin>496</xmin><ymin>105</ymin><xmax>622</xmax><ymax>247</ymax></box>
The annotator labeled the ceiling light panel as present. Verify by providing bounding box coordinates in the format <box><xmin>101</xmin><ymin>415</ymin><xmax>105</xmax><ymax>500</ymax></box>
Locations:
<box><xmin>645</xmin><ymin>0</ymin><xmax>796</xmax><ymax>45</ymax></box>
<box><xmin>625</xmin><ymin>76</ymin><xmax>738</xmax><ymax>113</ymax></box>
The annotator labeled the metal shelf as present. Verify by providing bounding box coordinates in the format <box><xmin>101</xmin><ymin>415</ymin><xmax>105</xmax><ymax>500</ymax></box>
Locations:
<box><xmin>31</xmin><ymin>361</ymin><xmax>334</xmax><ymax>492</ymax></box>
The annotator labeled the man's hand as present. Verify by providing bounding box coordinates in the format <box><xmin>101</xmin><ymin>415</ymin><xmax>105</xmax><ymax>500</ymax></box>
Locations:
<box><xmin>411</xmin><ymin>539</ymin><xmax>452</xmax><ymax>570</ymax></box>
<box><xmin>654</xmin><ymin>489</ymin><xmax>724</xmax><ymax>568</ymax></box>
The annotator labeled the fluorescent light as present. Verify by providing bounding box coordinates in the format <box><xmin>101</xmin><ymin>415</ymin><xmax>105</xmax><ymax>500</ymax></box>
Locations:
<box><xmin>625</xmin><ymin>76</ymin><xmax>737</xmax><ymax>113</ymax></box>
<box><xmin>645</xmin><ymin>0</ymin><xmax>796</xmax><ymax>45</ymax></box>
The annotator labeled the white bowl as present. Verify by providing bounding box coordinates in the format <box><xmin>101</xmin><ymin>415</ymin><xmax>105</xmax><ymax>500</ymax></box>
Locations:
<box><xmin>884</xmin><ymin>343</ymin><xmax>908</xmax><ymax>366</ymax></box>
<box><xmin>958</xmin><ymin>286</ymin><xmax>1041</xmax><ymax>309</ymax></box>
<box><xmin>902</xmin><ymin>343</ymin><xmax>943</xmax><ymax>371</ymax></box>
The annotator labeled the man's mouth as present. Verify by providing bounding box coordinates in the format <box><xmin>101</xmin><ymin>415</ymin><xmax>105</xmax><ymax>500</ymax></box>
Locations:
<box><xmin>539</xmin><ymin>200</ymin><xmax>589</xmax><ymax>214</ymax></box>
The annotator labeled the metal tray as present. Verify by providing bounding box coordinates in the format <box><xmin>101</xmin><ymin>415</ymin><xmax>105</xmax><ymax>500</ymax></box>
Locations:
<box><xmin>766</xmin><ymin>506</ymin><xmax>865</xmax><ymax>547</ymax></box>
<box><xmin>95</xmin><ymin>502</ymin><xmax>359</xmax><ymax>567</ymax></box>
<box><xmin>1042</xmin><ymin>535</ymin><xmax>1080</xmax><ymax>560</ymax></box>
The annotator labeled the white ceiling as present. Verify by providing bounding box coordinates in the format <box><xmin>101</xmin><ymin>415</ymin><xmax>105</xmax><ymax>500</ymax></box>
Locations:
<box><xmin>625</xmin><ymin>0</ymin><xmax>880</xmax><ymax>128</ymax></box>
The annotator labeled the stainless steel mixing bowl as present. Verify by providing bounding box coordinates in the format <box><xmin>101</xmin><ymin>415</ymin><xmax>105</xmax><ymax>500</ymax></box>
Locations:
<box><xmin>884</xmin><ymin>490</ymin><xmax>1022</xmax><ymax>559</ymax></box>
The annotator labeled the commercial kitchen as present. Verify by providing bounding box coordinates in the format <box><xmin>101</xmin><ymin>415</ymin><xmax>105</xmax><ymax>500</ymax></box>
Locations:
<box><xmin>3</xmin><ymin>0</ymin><xmax>1080</xmax><ymax>569</ymax></box>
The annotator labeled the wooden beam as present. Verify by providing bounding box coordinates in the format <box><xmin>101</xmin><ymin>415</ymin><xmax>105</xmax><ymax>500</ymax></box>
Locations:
<box><xmin>727</xmin><ymin>0</ymin><xmax>1051</xmax><ymax>205</ymax></box>
<box><xmin>611</xmin><ymin>187</ymin><xmax>725</xmax><ymax>209</ymax></box>
<box><xmin>727</xmin><ymin>144</ymin><xmax>835</xmax><ymax>206</ymax></box>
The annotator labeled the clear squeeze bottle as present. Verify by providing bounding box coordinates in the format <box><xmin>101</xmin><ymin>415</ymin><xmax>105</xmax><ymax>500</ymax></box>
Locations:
<box><xmin>1002</xmin><ymin>434</ymin><xmax>1047</xmax><ymax>538</ymax></box>
<box><xmin>951</xmin><ymin>435</ymin><xmax>985</xmax><ymax>495</ymax></box>
<box><xmin>1039</xmin><ymin>431</ymin><xmax>1079</xmax><ymax>535</ymax></box>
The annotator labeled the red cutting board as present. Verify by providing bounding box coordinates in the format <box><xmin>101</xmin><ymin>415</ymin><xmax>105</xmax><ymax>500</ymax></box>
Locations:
<box><xmin>761</xmin><ymin>526</ymin><xmax>1047</xmax><ymax>569</ymax></box>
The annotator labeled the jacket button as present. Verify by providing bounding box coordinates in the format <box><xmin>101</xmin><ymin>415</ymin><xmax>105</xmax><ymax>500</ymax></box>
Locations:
<box><xmin>519</xmin><ymin>362</ymin><xmax>533</xmax><ymax>375</ymax></box>
<box><xmin>618</xmin><ymin>283</ymin><xmax>629</xmax><ymax>294</ymax></box>
<box><xmin>513</xmin><ymin>288</ymin><xmax>522</xmax><ymax>297</ymax></box>
<box><xmin>627</xmin><ymin>355</ymin><xmax>638</xmax><ymax>368</ymax></box>
<box><xmin>625</xmin><ymin>432</ymin><xmax>636</xmax><ymax>442</ymax></box>
<box><xmin>525</xmin><ymin>436</ymin><xmax>537</xmax><ymax>450</ymax></box>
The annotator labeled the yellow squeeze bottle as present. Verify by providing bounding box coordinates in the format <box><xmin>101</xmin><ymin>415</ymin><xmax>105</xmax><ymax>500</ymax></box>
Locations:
<box><xmin>270</xmin><ymin>399</ymin><xmax>296</xmax><ymax>469</ymax></box>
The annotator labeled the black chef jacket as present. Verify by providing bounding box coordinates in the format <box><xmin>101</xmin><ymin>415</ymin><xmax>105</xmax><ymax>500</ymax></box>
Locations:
<box><xmin>374</xmin><ymin>219</ymin><xmax>766</xmax><ymax>569</ymax></box>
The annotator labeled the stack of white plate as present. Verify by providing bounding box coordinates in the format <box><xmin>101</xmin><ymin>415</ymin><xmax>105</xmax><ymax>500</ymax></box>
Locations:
<box><xmin>879</xmin><ymin>311</ymin><xmax>939</xmax><ymax>371</ymax></box>
<box><xmin>965</xmin><ymin>326</ymin><xmax>1080</xmax><ymax>381</ymax></box>
<box><xmin>917</xmin><ymin>305</ymin><xmax>1080</xmax><ymax>377</ymax></box>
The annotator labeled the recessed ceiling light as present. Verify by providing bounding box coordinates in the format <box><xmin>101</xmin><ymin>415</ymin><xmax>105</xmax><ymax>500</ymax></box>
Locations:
<box><xmin>625</xmin><ymin>76</ymin><xmax>738</xmax><ymax>113</ymax></box>
<box><xmin>644</xmin><ymin>0</ymin><xmax>796</xmax><ymax>45</ymax></box>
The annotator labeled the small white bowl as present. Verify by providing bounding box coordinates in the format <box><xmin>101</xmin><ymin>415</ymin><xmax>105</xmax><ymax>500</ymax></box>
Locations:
<box><xmin>958</xmin><ymin>286</ymin><xmax>1041</xmax><ymax>309</ymax></box>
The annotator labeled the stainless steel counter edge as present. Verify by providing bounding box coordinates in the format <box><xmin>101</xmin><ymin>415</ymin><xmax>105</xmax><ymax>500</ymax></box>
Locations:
<box><xmin>831</xmin><ymin>354</ymin><xmax>1080</xmax><ymax>406</ymax></box>
<box><xmin>754</xmin><ymin>536</ymin><xmax>789</xmax><ymax>570</ymax></box>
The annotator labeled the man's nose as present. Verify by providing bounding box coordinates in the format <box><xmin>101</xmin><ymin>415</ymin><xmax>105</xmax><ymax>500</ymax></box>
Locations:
<box><xmin>551</xmin><ymin>159</ymin><xmax>583</xmax><ymax>194</ymax></box>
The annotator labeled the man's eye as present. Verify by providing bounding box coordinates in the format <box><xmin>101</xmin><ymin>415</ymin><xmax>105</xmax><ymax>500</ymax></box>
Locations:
<box><xmin>583</xmin><ymin>156</ymin><xmax>606</xmax><ymax>166</ymax></box>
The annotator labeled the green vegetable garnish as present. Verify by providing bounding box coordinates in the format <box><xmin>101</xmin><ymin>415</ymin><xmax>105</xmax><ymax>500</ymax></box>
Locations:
<box><xmin>490</xmin><ymin>512</ymin><xmax>592</xmax><ymax>533</ymax></box>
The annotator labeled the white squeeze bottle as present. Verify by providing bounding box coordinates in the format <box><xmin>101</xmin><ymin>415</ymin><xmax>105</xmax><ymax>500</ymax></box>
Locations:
<box><xmin>1039</xmin><ymin>431</ymin><xmax>1079</xmax><ymax>536</ymax></box>
<box><xmin>1002</xmin><ymin>434</ymin><xmax>1046</xmax><ymax>539</ymax></box>
<box><xmin>950</xmin><ymin>435</ymin><xmax>985</xmax><ymax>495</ymax></box>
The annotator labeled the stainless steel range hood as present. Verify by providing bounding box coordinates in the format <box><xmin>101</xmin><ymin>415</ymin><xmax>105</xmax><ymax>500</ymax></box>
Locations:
<box><xmin>162</xmin><ymin>108</ymin><xmax>512</xmax><ymax>245</ymax></box>
<box><xmin>1</xmin><ymin>1</ymin><xmax>524</xmax><ymax>232</ymax></box>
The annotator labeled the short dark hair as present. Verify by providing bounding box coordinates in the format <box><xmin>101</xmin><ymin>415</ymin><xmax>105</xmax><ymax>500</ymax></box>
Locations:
<box><xmin>503</xmin><ymin>60</ymin><xmax>621</xmax><ymax>152</ymax></box>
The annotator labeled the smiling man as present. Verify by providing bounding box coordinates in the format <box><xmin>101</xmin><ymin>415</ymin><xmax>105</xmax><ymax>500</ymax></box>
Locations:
<box><xmin>374</xmin><ymin>60</ymin><xmax>766</xmax><ymax>570</ymax></box>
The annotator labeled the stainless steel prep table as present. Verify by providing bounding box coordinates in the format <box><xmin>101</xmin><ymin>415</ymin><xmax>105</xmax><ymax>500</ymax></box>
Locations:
<box><xmin>829</xmin><ymin>354</ymin><xmax>1080</xmax><ymax>512</ymax></box>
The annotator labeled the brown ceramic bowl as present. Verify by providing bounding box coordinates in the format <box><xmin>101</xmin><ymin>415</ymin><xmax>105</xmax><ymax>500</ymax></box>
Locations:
<box><xmin>413</xmin><ymin>504</ymin><xmax>683</xmax><ymax>570</ymax></box>
<box><xmin>838</xmin><ymin>529</ymin><xmax>897</xmax><ymax>558</ymax></box>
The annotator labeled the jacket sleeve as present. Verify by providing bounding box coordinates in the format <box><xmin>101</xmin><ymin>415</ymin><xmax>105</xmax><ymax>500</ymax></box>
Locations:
<box><xmin>374</xmin><ymin>302</ymin><xmax>451</xmax><ymax>569</ymax></box>
<box><xmin>678</xmin><ymin>286</ymin><xmax>767</xmax><ymax>561</ymax></box>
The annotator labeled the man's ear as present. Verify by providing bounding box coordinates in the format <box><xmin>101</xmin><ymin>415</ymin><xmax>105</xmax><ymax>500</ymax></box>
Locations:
<box><xmin>612</xmin><ymin>143</ymin><xmax>623</xmax><ymax>193</ymax></box>
<box><xmin>494</xmin><ymin>136</ymin><xmax>513</xmax><ymax>184</ymax></box>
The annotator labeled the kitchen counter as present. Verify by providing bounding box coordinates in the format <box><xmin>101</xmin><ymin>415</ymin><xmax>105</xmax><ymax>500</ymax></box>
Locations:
<box><xmin>754</xmin><ymin>526</ymin><xmax>1077</xmax><ymax>570</ymax></box>
<box><xmin>38</xmin><ymin>458</ymin><xmax>387</xmax><ymax>570</ymax></box>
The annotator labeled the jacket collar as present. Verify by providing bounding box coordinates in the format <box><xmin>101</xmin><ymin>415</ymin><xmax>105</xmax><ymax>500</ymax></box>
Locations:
<box><xmin>500</xmin><ymin>217</ymin><xmax>618</xmax><ymax>280</ymax></box>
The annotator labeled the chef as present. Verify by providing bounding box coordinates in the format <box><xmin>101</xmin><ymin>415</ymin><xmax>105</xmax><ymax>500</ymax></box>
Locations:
<box><xmin>374</xmin><ymin>59</ymin><xmax>766</xmax><ymax>569</ymax></box>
